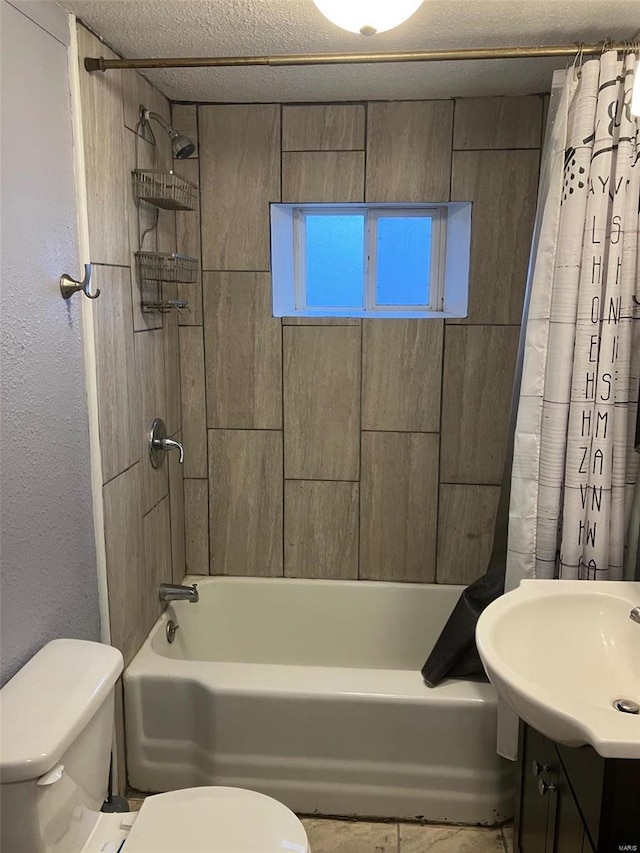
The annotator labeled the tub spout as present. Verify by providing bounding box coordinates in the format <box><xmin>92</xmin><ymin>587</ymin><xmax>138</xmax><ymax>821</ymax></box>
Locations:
<box><xmin>159</xmin><ymin>583</ymin><xmax>199</xmax><ymax>604</ymax></box>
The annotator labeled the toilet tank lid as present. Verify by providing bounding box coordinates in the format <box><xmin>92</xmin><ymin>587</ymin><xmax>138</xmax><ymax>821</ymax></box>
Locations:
<box><xmin>0</xmin><ymin>639</ymin><xmax>123</xmax><ymax>783</ymax></box>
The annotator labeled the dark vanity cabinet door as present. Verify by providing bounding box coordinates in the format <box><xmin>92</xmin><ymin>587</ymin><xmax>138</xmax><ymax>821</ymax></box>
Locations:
<box><xmin>597</xmin><ymin>759</ymin><xmax>640</xmax><ymax>853</ymax></box>
<box><xmin>518</xmin><ymin>724</ymin><xmax>559</xmax><ymax>852</ymax></box>
<box><xmin>556</xmin><ymin>743</ymin><xmax>603</xmax><ymax>850</ymax></box>
<box><xmin>516</xmin><ymin>724</ymin><xmax>639</xmax><ymax>853</ymax></box>
<box><xmin>552</xmin><ymin>771</ymin><xmax>590</xmax><ymax>853</ymax></box>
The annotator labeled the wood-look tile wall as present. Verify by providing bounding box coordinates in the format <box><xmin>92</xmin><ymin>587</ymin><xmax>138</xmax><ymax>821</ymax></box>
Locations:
<box><xmin>77</xmin><ymin>25</ymin><xmax>186</xmax><ymax>674</ymax></box>
<box><xmin>178</xmin><ymin>95</ymin><xmax>542</xmax><ymax>586</ymax></box>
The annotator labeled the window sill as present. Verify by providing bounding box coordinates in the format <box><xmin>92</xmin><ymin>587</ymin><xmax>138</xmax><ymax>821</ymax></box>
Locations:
<box><xmin>277</xmin><ymin>310</ymin><xmax>467</xmax><ymax>320</ymax></box>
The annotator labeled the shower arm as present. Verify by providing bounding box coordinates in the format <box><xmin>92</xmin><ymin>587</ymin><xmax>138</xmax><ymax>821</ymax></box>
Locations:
<box><xmin>139</xmin><ymin>106</ymin><xmax>196</xmax><ymax>159</ymax></box>
<box><xmin>141</xmin><ymin>107</ymin><xmax>175</xmax><ymax>136</ymax></box>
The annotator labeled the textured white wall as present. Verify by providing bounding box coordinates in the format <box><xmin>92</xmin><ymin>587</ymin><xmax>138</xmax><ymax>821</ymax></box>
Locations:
<box><xmin>0</xmin><ymin>0</ymin><xmax>101</xmax><ymax>685</ymax></box>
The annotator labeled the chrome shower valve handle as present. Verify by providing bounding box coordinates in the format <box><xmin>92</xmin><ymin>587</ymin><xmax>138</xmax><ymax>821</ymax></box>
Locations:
<box><xmin>149</xmin><ymin>418</ymin><xmax>184</xmax><ymax>468</ymax></box>
<box><xmin>158</xmin><ymin>435</ymin><xmax>184</xmax><ymax>463</ymax></box>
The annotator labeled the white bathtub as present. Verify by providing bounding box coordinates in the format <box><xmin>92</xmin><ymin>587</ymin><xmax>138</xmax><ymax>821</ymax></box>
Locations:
<box><xmin>124</xmin><ymin>576</ymin><xmax>514</xmax><ymax>824</ymax></box>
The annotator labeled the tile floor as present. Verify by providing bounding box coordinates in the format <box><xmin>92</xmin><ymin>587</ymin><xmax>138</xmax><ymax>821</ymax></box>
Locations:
<box><xmin>300</xmin><ymin>819</ymin><xmax>513</xmax><ymax>853</ymax></box>
<box><xmin>127</xmin><ymin>795</ymin><xmax>513</xmax><ymax>852</ymax></box>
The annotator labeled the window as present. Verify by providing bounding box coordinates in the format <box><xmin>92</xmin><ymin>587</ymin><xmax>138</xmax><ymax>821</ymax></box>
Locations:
<box><xmin>271</xmin><ymin>203</ymin><xmax>471</xmax><ymax>319</ymax></box>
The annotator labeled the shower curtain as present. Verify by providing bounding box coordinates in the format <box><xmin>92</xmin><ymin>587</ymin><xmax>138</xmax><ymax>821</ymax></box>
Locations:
<box><xmin>505</xmin><ymin>50</ymin><xmax>640</xmax><ymax>592</ymax></box>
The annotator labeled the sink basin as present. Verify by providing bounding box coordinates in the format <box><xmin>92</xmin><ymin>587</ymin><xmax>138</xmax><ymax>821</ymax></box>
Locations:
<box><xmin>476</xmin><ymin>580</ymin><xmax>640</xmax><ymax>758</ymax></box>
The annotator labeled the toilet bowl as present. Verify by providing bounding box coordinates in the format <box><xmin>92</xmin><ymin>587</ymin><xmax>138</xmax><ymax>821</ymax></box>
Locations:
<box><xmin>83</xmin><ymin>787</ymin><xmax>308</xmax><ymax>853</ymax></box>
<box><xmin>0</xmin><ymin>639</ymin><xmax>309</xmax><ymax>853</ymax></box>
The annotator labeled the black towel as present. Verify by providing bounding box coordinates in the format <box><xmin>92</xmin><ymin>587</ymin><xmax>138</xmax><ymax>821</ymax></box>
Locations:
<box><xmin>421</xmin><ymin>560</ymin><xmax>505</xmax><ymax>686</ymax></box>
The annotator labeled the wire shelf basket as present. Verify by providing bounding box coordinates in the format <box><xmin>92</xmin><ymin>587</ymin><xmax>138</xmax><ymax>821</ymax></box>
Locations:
<box><xmin>135</xmin><ymin>252</ymin><xmax>198</xmax><ymax>283</ymax></box>
<box><xmin>133</xmin><ymin>169</ymin><xmax>198</xmax><ymax>211</ymax></box>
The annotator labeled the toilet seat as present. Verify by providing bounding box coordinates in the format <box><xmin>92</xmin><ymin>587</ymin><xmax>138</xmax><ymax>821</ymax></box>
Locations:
<box><xmin>122</xmin><ymin>787</ymin><xmax>309</xmax><ymax>853</ymax></box>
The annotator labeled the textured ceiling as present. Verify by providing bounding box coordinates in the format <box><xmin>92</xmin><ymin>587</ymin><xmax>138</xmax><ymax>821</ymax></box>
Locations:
<box><xmin>60</xmin><ymin>0</ymin><xmax>640</xmax><ymax>102</ymax></box>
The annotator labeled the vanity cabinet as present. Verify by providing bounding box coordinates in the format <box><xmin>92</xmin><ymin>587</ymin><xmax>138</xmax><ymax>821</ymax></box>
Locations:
<box><xmin>515</xmin><ymin>724</ymin><xmax>640</xmax><ymax>853</ymax></box>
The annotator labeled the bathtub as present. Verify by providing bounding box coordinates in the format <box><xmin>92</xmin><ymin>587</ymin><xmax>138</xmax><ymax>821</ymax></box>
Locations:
<box><xmin>124</xmin><ymin>576</ymin><xmax>514</xmax><ymax>824</ymax></box>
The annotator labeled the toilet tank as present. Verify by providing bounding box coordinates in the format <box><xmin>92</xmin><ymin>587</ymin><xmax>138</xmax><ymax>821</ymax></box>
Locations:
<box><xmin>0</xmin><ymin>639</ymin><xmax>124</xmax><ymax>853</ymax></box>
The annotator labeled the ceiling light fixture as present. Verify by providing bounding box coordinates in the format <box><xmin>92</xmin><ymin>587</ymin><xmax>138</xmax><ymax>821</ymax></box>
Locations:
<box><xmin>311</xmin><ymin>0</ymin><xmax>425</xmax><ymax>36</ymax></box>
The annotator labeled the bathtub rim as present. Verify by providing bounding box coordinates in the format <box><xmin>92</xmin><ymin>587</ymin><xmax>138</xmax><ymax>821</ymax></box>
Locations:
<box><xmin>126</xmin><ymin>576</ymin><xmax>496</xmax><ymax>705</ymax></box>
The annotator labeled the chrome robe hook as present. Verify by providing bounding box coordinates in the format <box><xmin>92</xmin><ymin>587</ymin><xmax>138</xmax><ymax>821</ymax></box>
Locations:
<box><xmin>60</xmin><ymin>264</ymin><xmax>100</xmax><ymax>300</ymax></box>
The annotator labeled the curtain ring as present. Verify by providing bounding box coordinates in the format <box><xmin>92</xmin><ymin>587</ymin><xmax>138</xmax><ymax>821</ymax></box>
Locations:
<box><xmin>572</xmin><ymin>42</ymin><xmax>585</xmax><ymax>69</ymax></box>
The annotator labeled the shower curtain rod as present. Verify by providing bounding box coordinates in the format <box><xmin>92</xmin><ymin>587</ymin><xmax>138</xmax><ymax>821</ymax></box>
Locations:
<box><xmin>84</xmin><ymin>41</ymin><xmax>637</xmax><ymax>73</ymax></box>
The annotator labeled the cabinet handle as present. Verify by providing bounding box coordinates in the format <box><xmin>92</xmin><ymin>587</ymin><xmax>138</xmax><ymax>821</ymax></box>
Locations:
<box><xmin>532</xmin><ymin>760</ymin><xmax>550</xmax><ymax>777</ymax></box>
<box><xmin>537</xmin><ymin>777</ymin><xmax>557</xmax><ymax>796</ymax></box>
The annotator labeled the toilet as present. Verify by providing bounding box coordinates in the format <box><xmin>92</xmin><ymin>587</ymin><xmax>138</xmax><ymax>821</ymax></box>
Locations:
<box><xmin>0</xmin><ymin>639</ymin><xmax>309</xmax><ymax>853</ymax></box>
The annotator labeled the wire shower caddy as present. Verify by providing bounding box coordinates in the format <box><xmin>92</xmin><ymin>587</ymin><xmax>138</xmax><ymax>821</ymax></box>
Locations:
<box><xmin>133</xmin><ymin>169</ymin><xmax>198</xmax><ymax>210</ymax></box>
<box><xmin>135</xmin><ymin>252</ymin><xmax>198</xmax><ymax>284</ymax></box>
<box><xmin>133</xmin><ymin>169</ymin><xmax>198</xmax><ymax>211</ymax></box>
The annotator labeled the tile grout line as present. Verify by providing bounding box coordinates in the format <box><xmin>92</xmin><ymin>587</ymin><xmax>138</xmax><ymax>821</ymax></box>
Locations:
<box><xmin>445</xmin><ymin>322</ymin><xmax>523</xmax><ymax>328</ymax></box>
<box><xmin>280</xmin><ymin>102</ymin><xmax>286</xmax><ymax>579</ymax></box>
<box><xmin>434</xmin><ymin>333</ymin><xmax>447</xmax><ymax>581</ymax></box>
<box><xmin>361</xmin><ymin>428</ymin><xmax>440</xmax><ymax>435</ymax></box>
<box><xmin>442</xmin><ymin>91</ymin><xmax>523</xmax><ymax>579</ymax></box>
<box><xmin>193</xmin><ymin>104</ymin><xmax>212</xmax><ymax>576</ymax></box>
<box><xmin>142</xmin><ymin>489</ymin><xmax>170</xmax><ymax>520</ymax></box>
<box><xmin>440</xmin><ymin>480</ymin><xmax>503</xmax><ymax>487</ymax></box>
<box><xmin>500</xmin><ymin>825</ymin><xmax>510</xmax><ymax>853</ymax></box>
<box><xmin>453</xmin><ymin>146</ymin><xmax>543</xmax><ymax>152</ymax></box>
<box><xmin>165</xmin><ymin>122</ymin><xmax>179</xmax><ymax>580</ymax></box>
<box><xmin>357</xmin><ymin>318</ymin><xmax>364</xmax><ymax>580</ymax></box>
<box><xmin>284</xmin><ymin>147</ymin><xmax>366</xmax><ymax>153</ymax></box>
<box><xmin>358</xmin><ymin>101</ymin><xmax>369</xmax><ymax>581</ymax></box>
<box><xmin>201</xmin><ymin>269</ymin><xmax>272</xmax><ymax>273</ymax></box>
<box><xmin>284</xmin><ymin>477</ymin><xmax>360</xmax><ymax>484</ymax></box>
<box><xmin>102</xmin><ymin>458</ymin><xmax>140</xmax><ymax>490</ymax></box>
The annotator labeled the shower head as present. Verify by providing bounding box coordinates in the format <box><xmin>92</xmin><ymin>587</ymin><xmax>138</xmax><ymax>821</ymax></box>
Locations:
<box><xmin>170</xmin><ymin>132</ymin><xmax>196</xmax><ymax>160</ymax></box>
<box><xmin>141</xmin><ymin>107</ymin><xmax>196</xmax><ymax>159</ymax></box>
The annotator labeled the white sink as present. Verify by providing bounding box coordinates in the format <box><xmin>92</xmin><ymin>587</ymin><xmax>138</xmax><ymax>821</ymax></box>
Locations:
<box><xmin>476</xmin><ymin>580</ymin><xmax>640</xmax><ymax>758</ymax></box>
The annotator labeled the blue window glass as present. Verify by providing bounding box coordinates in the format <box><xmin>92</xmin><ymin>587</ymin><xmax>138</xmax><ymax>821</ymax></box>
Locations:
<box><xmin>305</xmin><ymin>214</ymin><xmax>365</xmax><ymax>308</ymax></box>
<box><xmin>375</xmin><ymin>216</ymin><xmax>431</xmax><ymax>306</ymax></box>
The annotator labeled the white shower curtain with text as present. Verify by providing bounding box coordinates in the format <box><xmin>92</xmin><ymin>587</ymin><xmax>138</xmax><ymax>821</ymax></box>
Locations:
<box><xmin>506</xmin><ymin>51</ymin><xmax>640</xmax><ymax>589</ymax></box>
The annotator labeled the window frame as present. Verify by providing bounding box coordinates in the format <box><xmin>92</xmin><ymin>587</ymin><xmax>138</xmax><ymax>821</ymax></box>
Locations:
<box><xmin>293</xmin><ymin>207</ymin><xmax>364</xmax><ymax>312</ymax></box>
<box><xmin>366</xmin><ymin>207</ymin><xmax>446</xmax><ymax>313</ymax></box>
<box><xmin>271</xmin><ymin>201</ymin><xmax>471</xmax><ymax>320</ymax></box>
<box><xmin>292</xmin><ymin>205</ymin><xmax>446</xmax><ymax>314</ymax></box>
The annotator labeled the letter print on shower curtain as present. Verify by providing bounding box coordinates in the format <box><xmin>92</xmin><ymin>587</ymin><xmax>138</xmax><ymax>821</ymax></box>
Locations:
<box><xmin>506</xmin><ymin>51</ymin><xmax>640</xmax><ymax>587</ymax></box>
